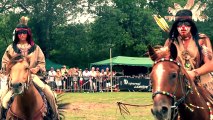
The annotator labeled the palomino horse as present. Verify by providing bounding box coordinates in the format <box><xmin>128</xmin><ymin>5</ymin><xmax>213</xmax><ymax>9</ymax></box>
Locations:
<box><xmin>148</xmin><ymin>42</ymin><xmax>213</xmax><ymax>120</ymax></box>
<box><xmin>5</xmin><ymin>55</ymin><xmax>47</xmax><ymax>120</ymax></box>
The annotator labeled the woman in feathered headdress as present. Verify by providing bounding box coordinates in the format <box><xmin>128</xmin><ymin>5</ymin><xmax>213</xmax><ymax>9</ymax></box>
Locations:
<box><xmin>164</xmin><ymin>0</ymin><xmax>213</xmax><ymax>94</ymax></box>
<box><xmin>0</xmin><ymin>16</ymin><xmax>59</xmax><ymax>119</ymax></box>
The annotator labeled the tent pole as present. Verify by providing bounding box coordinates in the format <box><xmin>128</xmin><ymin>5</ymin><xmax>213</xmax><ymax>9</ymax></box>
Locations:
<box><xmin>110</xmin><ymin>47</ymin><xmax>113</xmax><ymax>92</ymax></box>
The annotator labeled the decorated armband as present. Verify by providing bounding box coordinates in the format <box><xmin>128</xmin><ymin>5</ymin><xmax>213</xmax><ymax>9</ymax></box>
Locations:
<box><xmin>201</xmin><ymin>45</ymin><xmax>212</xmax><ymax>60</ymax></box>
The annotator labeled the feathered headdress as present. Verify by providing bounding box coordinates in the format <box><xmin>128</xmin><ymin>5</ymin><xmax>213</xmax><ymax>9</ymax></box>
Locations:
<box><xmin>13</xmin><ymin>16</ymin><xmax>34</xmax><ymax>45</ymax></box>
<box><xmin>13</xmin><ymin>16</ymin><xmax>30</xmax><ymax>41</ymax></box>
<box><xmin>165</xmin><ymin>0</ymin><xmax>208</xmax><ymax>22</ymax></box>
<box><xmin>19</xmin><ymin>16</ymin><xmax>29</xmax><ymax>26</ymax></box>
<box><xmin>153</xmin><ymin>0</ymin><xmax>208</xmax><ymax>32</ymax></box>
<box><xmin>16</xmin><ymin>16</ymin><xmax>29</xmax><ymax>29</ymax></box>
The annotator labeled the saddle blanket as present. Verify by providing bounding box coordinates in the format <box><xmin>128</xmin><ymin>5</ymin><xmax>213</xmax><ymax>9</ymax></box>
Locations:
<box><xmin>200</xmin><ymin>73</ymin><xmax>213</xmax><ymax>95</ymax></box>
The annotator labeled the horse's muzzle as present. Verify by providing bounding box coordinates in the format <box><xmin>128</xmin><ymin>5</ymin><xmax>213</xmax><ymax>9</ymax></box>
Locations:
<box><xmin>10</xmin><ymin>82</ymin><xmax>25</xmax><ymax>94</ymax></box>
<box><xmin>151</xmin><ymin>99</ymin><xmax>172</xmax><ymax>120</ymax></box>
<box><xmin>11</xmin><ymin>83</ymin><xmax>23</xmax><ymax>89</ymax></box>
<box><xmin>151</xmin><ymin>106</ymin><xmax>170</xmax><ymax>120</ymax></box>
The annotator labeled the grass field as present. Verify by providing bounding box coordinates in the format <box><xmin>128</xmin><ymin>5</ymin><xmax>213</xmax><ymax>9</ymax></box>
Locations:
<box><xmin>60</xmin><ymin>92</ymin><xmax>154</xmax><ymax>120</ymax></box>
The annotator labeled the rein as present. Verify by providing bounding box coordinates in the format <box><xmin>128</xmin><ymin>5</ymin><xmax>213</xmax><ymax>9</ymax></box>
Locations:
<box><xmin>117</xmin><ymin>101</ymin><xmax>153</xmax><ymax>117</ymax></box>
<box><xmin>152</xmin><ymin>58</ymin><xmax>192</xmax><ymax>120</ymax></box>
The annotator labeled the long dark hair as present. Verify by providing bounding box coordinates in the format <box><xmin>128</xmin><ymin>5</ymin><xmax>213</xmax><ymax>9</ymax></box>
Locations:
<box><xmin>169</xmin><ymin>19</ymin><xmax>202</xmax><ymax>62</ymax></box>
<box><xmin>13</xmin><ymin>25</ymin><xmax>34</xmax><ymax>46</ymax></box>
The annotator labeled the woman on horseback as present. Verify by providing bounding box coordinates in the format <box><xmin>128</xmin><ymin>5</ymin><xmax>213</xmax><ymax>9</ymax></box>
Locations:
<box><xmin>0</xmin><ymin>16</ymin><xmax>59</xmax><ymax>119</ymax></box>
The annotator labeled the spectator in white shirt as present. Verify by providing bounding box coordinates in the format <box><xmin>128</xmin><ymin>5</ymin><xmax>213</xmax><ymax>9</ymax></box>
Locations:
<box><xmin>47</xmin><ymin>67</ymin><xmax>56</xmax><ymax>90</ymax></box>
<box><xmin>83</xmin><ymin>68</ymin><xmax>90</xmax><ymax>92</ymax></box>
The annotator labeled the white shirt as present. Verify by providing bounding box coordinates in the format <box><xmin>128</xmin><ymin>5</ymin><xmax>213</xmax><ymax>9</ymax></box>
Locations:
<box><xmin>83</xmin><ymin>70</ymin><xmax>90</xmax><ymax>80</ymax></box>
<box><xmin>48</xmin><ymin>70</ymin><xmax>56</xmax><ymax>82</ymax></box>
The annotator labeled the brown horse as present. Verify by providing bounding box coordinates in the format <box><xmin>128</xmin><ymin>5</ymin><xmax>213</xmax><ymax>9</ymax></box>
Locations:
<box><xmin>148</xmin><ymin>42</ymin><xmax>213</xmax><ymax>120</ymax></box>
<box><xmin>5</xmin><ymin>55</ymin><xmax>47</xmax><ymax>120</ymax></box>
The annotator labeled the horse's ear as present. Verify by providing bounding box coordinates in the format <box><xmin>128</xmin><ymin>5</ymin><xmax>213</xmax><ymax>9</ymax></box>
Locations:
<box><xmin>147</xmin><ymin>45</ymin><xmax>157</xmax><ymax>61</ymax></box>
<box><xmin>169</xmin><ymin>42</ymin><xmax>178</xmax><ymax>60</ymax></box>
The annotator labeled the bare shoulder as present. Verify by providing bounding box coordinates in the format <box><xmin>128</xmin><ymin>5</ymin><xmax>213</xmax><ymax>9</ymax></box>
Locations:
<box><xmin>198</xmin><ymin>33</ymin><xmax>211</xmax><ymax>46</ymax></box>
<box><xmin>164</xmin><ymin>38</ymin><xmax>170</xmax><ymax>46</ymax></box>
<box><xmin>199</xmin><ymin>33</ymin><xmax>209</xmax><ymax>39</ymax></box>
<box><xmin>33</xmin><ymin>44</ymin><xmax>42</xmax><ymax>51</ymax></box>
<box><xmin>7</xmin><ymin>44</ymin><xmax>13</xmax><ymax>49</ymax></box>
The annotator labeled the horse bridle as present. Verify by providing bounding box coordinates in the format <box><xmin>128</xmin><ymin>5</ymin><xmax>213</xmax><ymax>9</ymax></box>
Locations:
<box><xmin>8</xmin><ymin>67</ymin><xmax>33</xmax><ymax>95</ymax></box>
<box><xmin>151</xmin><ymin>58</ymin><xmax>192</xmax><ymax>120</ymax></box>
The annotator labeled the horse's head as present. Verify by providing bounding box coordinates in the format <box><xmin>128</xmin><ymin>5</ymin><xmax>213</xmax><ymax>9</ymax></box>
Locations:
<box><xmin>148</xmin><ymin>42</ymin><xmax>190</xmax><ymax>120</ymax></box>
<box><xmin>7</xmin><ymin>54</ymin><xmax>31</xmax><ymax>95</ymax></box>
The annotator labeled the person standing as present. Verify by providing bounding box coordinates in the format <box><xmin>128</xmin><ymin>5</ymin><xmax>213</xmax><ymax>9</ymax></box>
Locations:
<box><xmin>99</xmin><ymin>69</ymin><xmax>105</xmax><ymax>92</ymax></box>
<box><xmin>55</xmin><ymin>69</ymin><xmax>62</xmax><ymax>93</ymax></box>
<box><xmin>48</xmin><ymin>67</ymin><xmax>56</xmax><ymax>90</ymax></box>
<box><xmin>90</xmin><ymin>67</ymin><xmax>97</xmax><ymax>92</ymax></box>
<box><xmin>105</xmin><ymin>67</ymin><xmax>111</xmax><ymax>92</ymax></box>
<box><xmin>72</xmin><ymin>67</ymin><xmax>79</xmax><ymax>92</ymax></box>
<box><xmin>78</xmin><ymin>69</ymin><xmax>84</xmax><ymax>92</ymax></box>
<box><xmin>83</xmin><ymin>68</ymin><xmax>90</xmax><ymax>92</ymax></box>
<box><xmin>61</xmin><ymin>65</ymin><xmax>68</xmax><ymax>76</ymax></box>
<box><xmin>95</xmin><ymin>67</ymin><xmax>101</xmax><ymax>92</ymax></box>
<box><xmin>61</xmin><ymin>65</ymin><xmax>68</xmax><ymax>90</ymax></box>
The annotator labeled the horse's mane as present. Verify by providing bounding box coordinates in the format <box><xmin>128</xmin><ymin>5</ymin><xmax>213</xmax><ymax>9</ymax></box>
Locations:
<box><xmin>9</xmin><ymin>54</ymin><xmax>24</xmax><ymax>64</ymax></box>
<box><xmin>6</xmin><ymin>54</ymin><xmax>29</xmax><ymax>74</ymax></box>
<box><xmin>149</xmin><ymin>45</ymin><xmax>171</xmax><ymax>61</ymax></box>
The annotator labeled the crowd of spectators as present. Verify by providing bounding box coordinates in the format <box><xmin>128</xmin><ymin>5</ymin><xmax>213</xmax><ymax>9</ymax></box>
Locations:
<box><xmin>44</xmin><ymin>65</ymin><xmax>118</xmax><ymax>93</ymax></box>
<box><xmin>0</xmin><ymin>65</ymin><xmax>150</xmax><ymax>93</ymax></box>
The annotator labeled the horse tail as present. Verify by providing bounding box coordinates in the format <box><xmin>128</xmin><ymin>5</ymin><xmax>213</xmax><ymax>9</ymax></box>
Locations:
<box><xmin>56</xmin><ymin>93</ymin><xmax>70</xmax><ymax>120</ymax></box>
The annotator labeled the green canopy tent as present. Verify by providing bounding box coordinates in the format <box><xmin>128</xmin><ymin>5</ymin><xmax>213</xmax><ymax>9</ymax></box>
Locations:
<box><xmin>90</xmin><ymin>56</ymin><xmax>154</xmax><ymax>75</ymax></box>
<box><xmin>90</xmin><ymin>56</ymin><xmax>153</xmax><ymax>67</ymax></box>
<box><xmin>45</xmin><ymin>59</ymin><xmax>64</xmax><ymax>70</ymax></box>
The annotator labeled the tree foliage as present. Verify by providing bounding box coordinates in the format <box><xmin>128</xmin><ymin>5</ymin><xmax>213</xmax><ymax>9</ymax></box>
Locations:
<box><xmin>0</xmin><ymin>0</ymin><xmax>212</xmax><ymax>69</ymax></box>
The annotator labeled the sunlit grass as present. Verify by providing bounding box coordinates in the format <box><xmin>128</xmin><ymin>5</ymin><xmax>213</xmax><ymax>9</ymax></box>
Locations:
<box><xmin>60</xmin><ymin>92</ymin><xmax>154</xmax><ymax>120</ymax></box>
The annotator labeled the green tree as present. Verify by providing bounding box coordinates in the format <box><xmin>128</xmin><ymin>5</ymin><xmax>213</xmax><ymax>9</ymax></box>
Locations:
<box><xmin>0</xmin><ymin>14</ymin><xmax>20</xmax><ymax>64</ymax></box>
<box><xmin>90</xmin><ymin>0</ymin><xmax>163</xmax><ymax>58</ymax></box>
<box><xmin>1</xmin><ymin>0</ymin><xmax>212</xmax><ymax>69</ymax></box>
<box><xmin>50</xmin><ymin>23</ymin><xmax>91</xmax><ymax>68</ymax></box>
<box><xmin>0</xmin><ymin>0</ymin><xmax>87</xmax><ymax>57</ymax></box>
